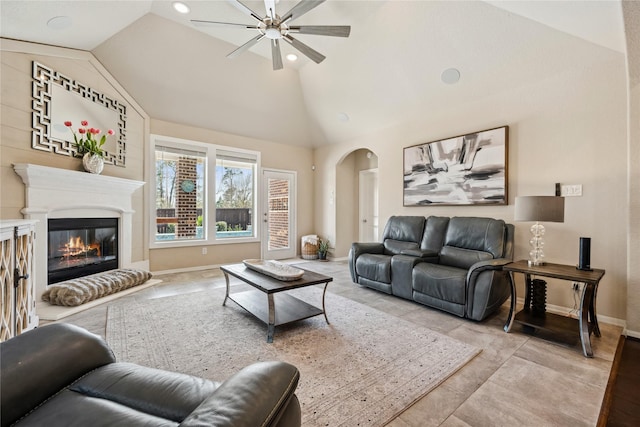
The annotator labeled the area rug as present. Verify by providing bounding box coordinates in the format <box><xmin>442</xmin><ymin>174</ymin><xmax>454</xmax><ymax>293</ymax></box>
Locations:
<box><xmin>106</xmin><ymin>287</ymin><xmax>480</xmax><ymax>426</ymax></box>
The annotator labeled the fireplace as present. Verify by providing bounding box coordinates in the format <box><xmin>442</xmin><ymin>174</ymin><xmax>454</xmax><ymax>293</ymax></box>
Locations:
<box><xmin>48</xmin><ymin>218</ymin><xmax>119</xmax><ymax>284</ymax></box>
<box><xmin>14</xmin><ymin>163</ymin><xmax>146</xmax><ymax>301</ymax></box>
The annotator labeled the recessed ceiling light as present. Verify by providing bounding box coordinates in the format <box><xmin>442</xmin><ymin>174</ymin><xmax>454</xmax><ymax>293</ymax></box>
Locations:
<box><xmin>286</xmin><ymin>54</ymin><xmax>298</xmax><ymax>62</ymax></box>
<box><xmin>173</xmin><ymin>2</ymin><xmax>190</xmax><ymax>14</ymax></box>
<box><xmin>441</xmin><ymin>68</ymin><xmax>461</xmax><ymax>84</ymax></box>
<box><xmin>337</xmin><ymin>112</ymin><xmax>350</xmax><ymax>122</ymax></box>
<box><xmin>47</xmin><ymin>16</ymin><xmax>72</xmax><ymax>30</ymax></box>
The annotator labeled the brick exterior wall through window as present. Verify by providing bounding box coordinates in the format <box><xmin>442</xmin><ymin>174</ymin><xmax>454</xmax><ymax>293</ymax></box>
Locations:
<box><xmin>176</xmin><ymin>157</ymin><xmax>197</xmax><ymax>238</ymax></box>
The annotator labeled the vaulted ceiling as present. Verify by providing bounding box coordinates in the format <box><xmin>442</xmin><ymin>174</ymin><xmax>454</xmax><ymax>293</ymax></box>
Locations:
<box><xmin>0</xmin><ymin>1</ymin><xmax>631</xmax><ymax>148</ymax></box>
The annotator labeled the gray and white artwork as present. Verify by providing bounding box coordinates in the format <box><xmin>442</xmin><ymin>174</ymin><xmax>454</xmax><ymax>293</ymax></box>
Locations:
<box><xmin>403</xmin><ymin>126</ymin><xmax>507</xmax><ymax>206</ymax></box>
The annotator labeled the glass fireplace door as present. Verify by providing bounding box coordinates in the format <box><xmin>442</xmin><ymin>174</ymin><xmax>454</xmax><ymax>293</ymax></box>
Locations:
<box><xmin>48</xmin><ymin>218</ymin><xmax>118</xmax><ymax>284</ymax></box>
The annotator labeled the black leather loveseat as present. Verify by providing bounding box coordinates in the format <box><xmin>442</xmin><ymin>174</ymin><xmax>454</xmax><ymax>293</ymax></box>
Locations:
<box><xmin>1</xmin><ymin>323</ymin><xmax>301</xmax><ymax>427</ymax></box>
<box><xmin>349</xmin><ymin>215</ymin><xmax>514</xmax><ymax>321</ymax></box>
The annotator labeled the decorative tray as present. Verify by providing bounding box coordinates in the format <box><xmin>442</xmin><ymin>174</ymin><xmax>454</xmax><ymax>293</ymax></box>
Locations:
<box><xmin>242</xmin><ymin>259</ymin><xmax>305</xmax><ymax>281</ymax></box>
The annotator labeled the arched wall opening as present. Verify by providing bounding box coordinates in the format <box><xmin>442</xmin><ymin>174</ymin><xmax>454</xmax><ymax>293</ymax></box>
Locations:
<box><xmin>334</xmin><ymin>148</ymin><xmax>378</xmax><ymax>257</ymax></box>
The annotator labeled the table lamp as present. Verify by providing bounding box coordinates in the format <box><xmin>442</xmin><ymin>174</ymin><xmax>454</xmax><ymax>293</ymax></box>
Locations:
<box><xmin>514</xmin><ymin>196</ymin><xmax>565</xmax><ymax>266</ymax></box>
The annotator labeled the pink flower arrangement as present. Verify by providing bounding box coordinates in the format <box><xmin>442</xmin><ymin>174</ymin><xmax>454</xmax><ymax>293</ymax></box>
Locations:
<box><xmin>65</xmin><ymin>120</ymin><xmax>114</xmax><ymax>158</ymax></box>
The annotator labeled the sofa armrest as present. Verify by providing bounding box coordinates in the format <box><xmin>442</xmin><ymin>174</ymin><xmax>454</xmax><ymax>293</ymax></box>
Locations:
<box><xmin>399</xmin><ymin>248</ymin><xmax>439</xmax><ymax>260</ymax></box>
<box><xmin>466</xmin><ymin>258</ymin><xmax>512</xmax><ymax>283</ymax></box>
<box><xmin>465</xmin><ymin>258</ymin><xmax>513</xmax><ymax>321</ymax></box>
<box><xmin>348</xmin><ymin>242</ymin><xmax>384</xmax><ymax>282</ymax></box>
<box><xmin>0</xmin><ymin>323</ymin><xmax>116</xmax><ymax>427</ymax></box>
<box><xmin>179</xmin><ymin>361</ymin><xmax>301</xmax><ymax>427</ymax></box>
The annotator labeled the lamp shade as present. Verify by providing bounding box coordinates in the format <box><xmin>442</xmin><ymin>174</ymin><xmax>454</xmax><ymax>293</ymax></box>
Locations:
<box><xmin>514</xmin><ymin>196</ymin><xmax>565</xmax><ymax>223</ymax></box>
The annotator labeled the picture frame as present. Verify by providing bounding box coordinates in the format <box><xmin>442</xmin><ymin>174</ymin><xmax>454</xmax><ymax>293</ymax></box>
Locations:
<box><xmin>403</xmin><ymin>126</ymin><xmax>508</xmax><ymax>206</ymax></box>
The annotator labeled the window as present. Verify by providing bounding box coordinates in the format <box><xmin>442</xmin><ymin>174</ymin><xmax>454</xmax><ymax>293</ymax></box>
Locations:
<box><xmin>215</xmin><ymin>150</ymin><xmax>256</xmax><ymax>239</ymax></box>
<box><xmin>150</xmin><ymin>135</ymin><xmax>259</xmax><ymax>247</ymax></box>
<box><xmin>155</xmin><ymin>144</ymin><xmax>206</xmax><ymax>242</ymax></box>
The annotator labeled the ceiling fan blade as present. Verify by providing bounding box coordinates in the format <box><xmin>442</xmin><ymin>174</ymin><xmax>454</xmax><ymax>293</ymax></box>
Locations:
<box><xmin>264</xmin><ymin>0</ymin><xmax>277</xmax><ymax>20</ymax></box>
<box><xmin>281</xmin><ymin>0</ymin><xmax>326</xmax><ymax>24</ymax></box>
<box><xmin>227</xmin><ymin>0</ymin><xmax>264</xmax><ymax>24</ymax></box>
<box><xmin>227</xmin><ymin>34</ymin><xmax>265</xmax><ymax>58</ymax></box>
<box><xmin>271</xmin><ymin>38</ymin><xmax>284</xmax><ymax>70</ymax></box>
<box><xmin>191</xmin><ymin>20</ymin><xmax>259</xmax><ymax>30</ymax></box>
<box><xmin>288</xmin><ymin>25</ymin><xmax>351</xmax><ymax>37</ymax></box>
<box><xmin>283</xmin><ymin>34</ymin><xmax>325</xmax><ymax>64</ymax></box>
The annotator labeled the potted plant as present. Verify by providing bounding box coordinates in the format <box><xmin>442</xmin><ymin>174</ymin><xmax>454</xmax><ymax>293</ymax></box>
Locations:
<box><xmin>65</xmin><ymin>120</ymin><xmax>114</xmax><ymax>174</ymax></box>
<box><xmin>317</xmin><ymin>238</ymin><xmax>330</xmax><ymax>261</ymax></box>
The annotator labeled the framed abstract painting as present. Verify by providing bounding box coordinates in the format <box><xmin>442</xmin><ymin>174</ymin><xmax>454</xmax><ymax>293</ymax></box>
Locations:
<box><xmin>403</xmin><ymin>126</ymin><xmax>508</xmax><ymax>206</ymax></box>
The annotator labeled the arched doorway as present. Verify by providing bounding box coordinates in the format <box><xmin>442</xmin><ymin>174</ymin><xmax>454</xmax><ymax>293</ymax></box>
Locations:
<box><xmin>334</xmin><ymin>149</ymin><xmax>379</xmax><ymax>256</ymax></box>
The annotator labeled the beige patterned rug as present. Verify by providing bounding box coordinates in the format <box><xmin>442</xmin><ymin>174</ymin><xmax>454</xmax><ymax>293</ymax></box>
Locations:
<box><xmin>106</xmin><ymin>286</ymin><xmax>480</xmax><ymax>426</ymax></box>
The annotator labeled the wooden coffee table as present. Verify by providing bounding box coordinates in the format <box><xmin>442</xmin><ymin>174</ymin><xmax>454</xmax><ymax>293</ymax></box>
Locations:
<box><xmin>220</xmin><ymin>263</ymin><xmax>333</xmax><ymax>343</ymax></box>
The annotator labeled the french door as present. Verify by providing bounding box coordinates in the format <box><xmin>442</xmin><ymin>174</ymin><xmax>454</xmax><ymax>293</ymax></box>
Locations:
<box><xmin>261</xmin><ymin>169</ymin><xmax>297</xmax><ymax>260</ymax></box>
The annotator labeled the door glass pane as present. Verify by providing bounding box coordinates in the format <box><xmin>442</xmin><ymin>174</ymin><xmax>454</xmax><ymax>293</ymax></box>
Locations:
<box><xmin>268</xmin><ymin>178</ymin><xmax>289</xmax><ymax>250</ymax></box>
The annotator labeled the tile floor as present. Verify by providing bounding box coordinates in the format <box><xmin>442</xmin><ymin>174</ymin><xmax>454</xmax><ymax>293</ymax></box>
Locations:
<box><xmin>58</xmin><ymin>260</ymin><xmax>620</xmax><ymax>427</ymax></box>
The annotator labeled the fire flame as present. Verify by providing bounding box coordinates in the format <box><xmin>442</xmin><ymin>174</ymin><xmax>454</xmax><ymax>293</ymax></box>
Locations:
<box><xmin>67</xmin><ymin>236</ymin><xmax>84</xmax><ymax>249</ymax></box>
<box><xmin>62</xmin><ymin>236</ymin><xmax>101</xmax><ymax>257</ymax></box>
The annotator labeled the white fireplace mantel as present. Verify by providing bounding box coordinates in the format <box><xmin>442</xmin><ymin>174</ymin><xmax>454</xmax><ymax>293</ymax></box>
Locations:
<box><xmin>13</xmin><ymin>163</ymin><xmax>145</xmax><ymax>299</ymax></box>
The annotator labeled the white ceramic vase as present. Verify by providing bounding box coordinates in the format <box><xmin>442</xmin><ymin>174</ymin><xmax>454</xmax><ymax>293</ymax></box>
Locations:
<box><xmin>82</xmin><ymin>153</ymin><xmax>104</xmax><ymax>174</ymax></box>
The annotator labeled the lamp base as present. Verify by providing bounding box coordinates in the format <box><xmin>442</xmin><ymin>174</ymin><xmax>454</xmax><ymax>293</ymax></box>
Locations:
<box><xmin>528</xmin><ymin>221</ymin><xmax>546</xmax><ymax>267</ymax></box>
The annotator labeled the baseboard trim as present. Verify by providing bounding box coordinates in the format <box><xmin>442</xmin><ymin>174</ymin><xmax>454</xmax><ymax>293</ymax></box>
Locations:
<box><xmin>624</xmin><ymin>329</ymin><xmax>640</xmax><ymax>339</ymax></box>
<box><xmin>516</xmin><ymin>297</ymin><xmax>626</xmax><ymax>328</ymax></box>
<box><xmin>151</xmin><ymin>257</ymin><xmax>315</xmax><ymax>276</ymax></box>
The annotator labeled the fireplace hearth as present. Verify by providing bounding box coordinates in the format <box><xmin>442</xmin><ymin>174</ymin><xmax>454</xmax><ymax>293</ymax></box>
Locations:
<box><xmin>48</xmin><ymin>218</ymin><xmax>118</xmax><ymax>284</ymax></box>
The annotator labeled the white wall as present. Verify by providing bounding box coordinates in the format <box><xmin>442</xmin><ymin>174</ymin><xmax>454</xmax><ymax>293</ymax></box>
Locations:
<box><xmin>623</xmin><ymin>1</ymin><xmax>640</xmax><ymax>336</ymax></box>
<box><xmin>314</xmin><ymin>52</ymin><xmax>629</xmax><ymax>322</ymax></box>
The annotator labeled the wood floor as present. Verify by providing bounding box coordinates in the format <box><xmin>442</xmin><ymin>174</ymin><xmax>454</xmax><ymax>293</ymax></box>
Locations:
<box><xmin>57</xmin><ymin>260</ymin><xmax>622</xmax><ymax>426</ymax></box>
<box><xmin>598</xmin><ymin>336</ymin><xmax>640</xmax><ymax>426</ymax></box>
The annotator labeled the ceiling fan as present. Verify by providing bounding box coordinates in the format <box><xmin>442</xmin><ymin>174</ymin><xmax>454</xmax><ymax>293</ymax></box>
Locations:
<box><xmin>191</xmin><ymin>0</ymin><xmax>351</xmax><ymax>70</ymax></box>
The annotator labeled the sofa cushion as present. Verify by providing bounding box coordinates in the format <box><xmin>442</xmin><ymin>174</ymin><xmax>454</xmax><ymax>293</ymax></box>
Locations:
<box><xmin>412</xmin><ymin>263</ymin><xmax>467</xmax><ymax>305</ymax></box>
<box><xmin>381</xmin><ymin>216</ymin><xmax>425</xmax><ymax>252</ymax></box>
<box><xmin>13</xmin><ymin>389</ymin><xmax>180</xmax><ymax>427</ymax></box>
<box><xmin>443</xmin><ymin>217</ymin><xmax>506</xmax><ymax>258</ymax></box>
<box><xmin>420</xmin><ymin>216</ymin><xmax>450</xmax><ymax>252</ymax></box>
<box><xmin>383</xmin><ymin>239</ymin><xmax>420</xmax><ymax>255</ymax></box>
<box><xmin>0</xmin><ymin>323</ymin><xmax>116</xmax><ymax>427</ymax></box>
<box><xmin>355</xmin><ymin>254</ymin><xmax>391</xmax><ymax>284</ymax></box>
<box><xmin>439</xmin><ymin>246</ymin><xmax>493</xmax><ymax>270</ymax></box>
<box><xmin>71</xmin><ymin>363</ymin><xmax>218</xmax><ymax>422</ymax></box>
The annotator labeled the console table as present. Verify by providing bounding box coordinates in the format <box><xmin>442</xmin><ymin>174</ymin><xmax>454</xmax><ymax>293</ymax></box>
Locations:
<box><xmin>0</xmin><ymin>220</ymin><xmax>38</xmax><ymax>342</ymax></box>
<box><xmin>503</xmin><ymin>260</ymin><xmax>605</xmax><ymax>357</ymax></box>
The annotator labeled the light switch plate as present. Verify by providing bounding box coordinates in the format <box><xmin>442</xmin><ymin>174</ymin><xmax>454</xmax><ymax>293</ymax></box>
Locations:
<box><xmin>560</xmin><ymin>184</ymin><xmax>582</xmax><ymax>197</ymax></box>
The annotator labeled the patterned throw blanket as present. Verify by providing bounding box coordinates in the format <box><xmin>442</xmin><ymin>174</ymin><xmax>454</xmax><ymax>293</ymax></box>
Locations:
<box><xmin>42</xmin><ymin>269</ymin><xmax>152</xmax><ymax>307</ymax></box>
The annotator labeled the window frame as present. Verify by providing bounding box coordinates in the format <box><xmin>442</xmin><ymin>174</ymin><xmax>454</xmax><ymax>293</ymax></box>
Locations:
<box><xmin>149</xmin><ymin>134</ymin><xmax>260</xmax><ymax>249</ymax></box>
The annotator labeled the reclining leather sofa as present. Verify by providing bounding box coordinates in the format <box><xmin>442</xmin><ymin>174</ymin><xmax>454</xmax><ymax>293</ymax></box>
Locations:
<box><xmin>349</xmin><ymin>215</ymin><xmax>514</xmax><ymax>321</ymax></box>
<box><xmin>1</xmin><ymin>323</ymin><xmax>301</xmax><ymax>427</ymax></box>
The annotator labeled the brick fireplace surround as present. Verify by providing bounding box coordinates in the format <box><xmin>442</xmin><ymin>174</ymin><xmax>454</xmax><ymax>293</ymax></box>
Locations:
<box><xmin>13</xmin><ymin>163</ymin><xmax>150</xmax><ymax>319</ymax></box>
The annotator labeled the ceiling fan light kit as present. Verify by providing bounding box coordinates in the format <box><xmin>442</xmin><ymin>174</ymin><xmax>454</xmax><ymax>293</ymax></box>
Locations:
<box><xmin>192</xmin><ymin>0</ymin><xmax>351</xmax><ymax>70</ymax></box>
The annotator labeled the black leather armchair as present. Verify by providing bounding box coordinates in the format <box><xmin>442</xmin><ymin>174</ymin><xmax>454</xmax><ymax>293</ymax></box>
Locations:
<box><xmin>1</xmin><ymin>323</ymin><xmax>301</xmax><ymax>427</ymax></box>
